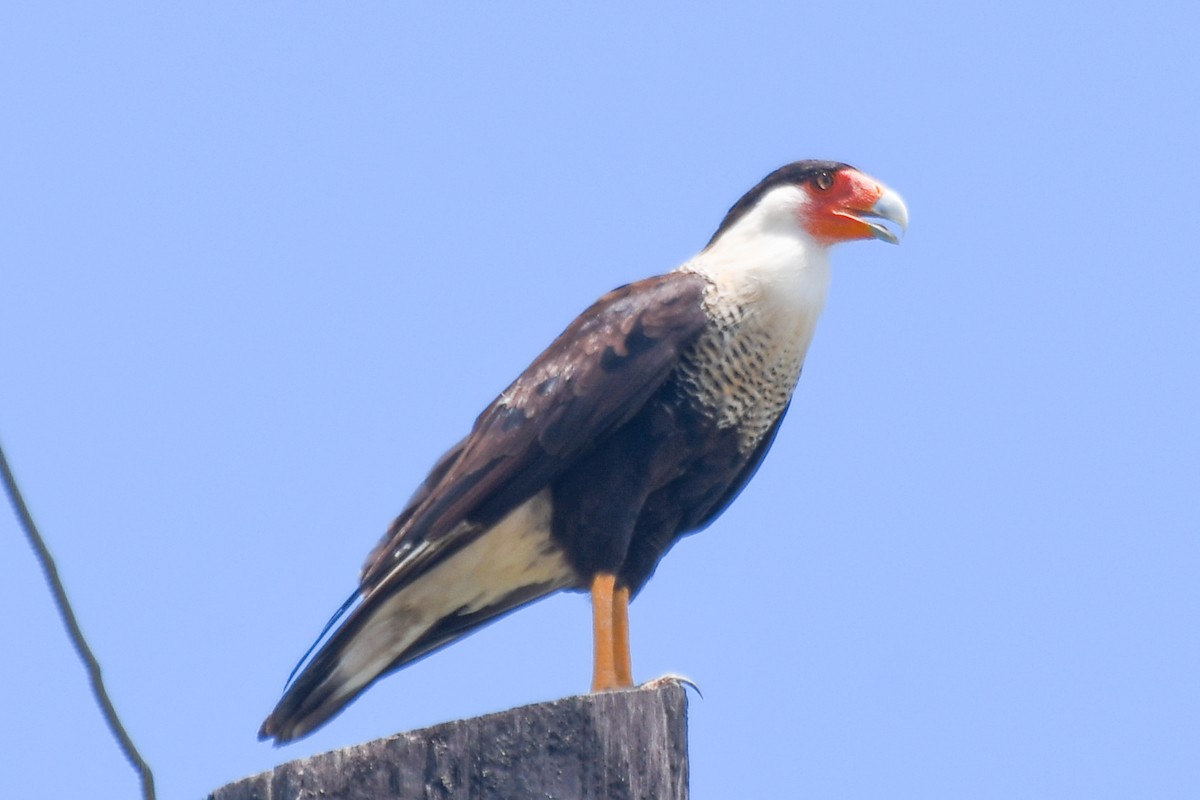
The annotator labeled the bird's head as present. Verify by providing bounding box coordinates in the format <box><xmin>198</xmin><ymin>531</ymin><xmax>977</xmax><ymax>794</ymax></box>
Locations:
<box><xmin>706</xmin><ymin>160</ymin><xmax>908</xmax><ymax>250</ymax></box>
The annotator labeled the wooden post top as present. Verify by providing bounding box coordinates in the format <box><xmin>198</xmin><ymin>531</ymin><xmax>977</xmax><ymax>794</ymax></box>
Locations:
<box><xmin>210</xmin><ymin>679</ymin><xmax>689</xmax><ymax>800</ymax></box>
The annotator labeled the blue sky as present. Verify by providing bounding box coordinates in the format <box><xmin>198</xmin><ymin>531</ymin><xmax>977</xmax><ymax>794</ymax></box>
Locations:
<box><xmin>2</xmin><ymin>3</ymin><xmax>1197</xmax><ymax>798</ymax></box>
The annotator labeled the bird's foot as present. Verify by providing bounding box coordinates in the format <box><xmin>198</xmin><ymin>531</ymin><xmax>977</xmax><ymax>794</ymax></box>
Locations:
<box><xmin>640</xmin><ymin>673</ymin><xmax>703</xmax><ymax>698</ymax></box>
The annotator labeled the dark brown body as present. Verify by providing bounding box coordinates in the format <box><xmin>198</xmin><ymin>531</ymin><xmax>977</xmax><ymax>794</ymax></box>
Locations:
<box><xmin>550</xmin><ymin>366</ymin><xmax>784</xmax><ymax>593</ymax></box>
<box><xmin>261</xmin><ymin>272</ymin><xmax>789</xmax><ymax>742</ymax></box>
<box><xmin>366</xmin><ymin>271</ymin><xmax>785</xmax><ymax>598</ymax></box>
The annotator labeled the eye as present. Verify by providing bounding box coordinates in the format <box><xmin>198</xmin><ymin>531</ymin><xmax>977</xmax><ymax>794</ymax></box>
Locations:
<box><xmin>813</xmin><ymin>171</ymin><xmax>835</xmax><ymax>191</ymax></box>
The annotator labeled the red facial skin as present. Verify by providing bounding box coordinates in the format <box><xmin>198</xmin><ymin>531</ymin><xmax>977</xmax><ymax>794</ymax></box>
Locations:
<box><xmin>799</xmin><ymin>168</ymin><xmax>887</xmax><ymax>245</ymax></box>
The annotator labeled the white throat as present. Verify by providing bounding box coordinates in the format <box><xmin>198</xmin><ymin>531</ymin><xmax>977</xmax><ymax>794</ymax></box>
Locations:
<box><xmin>671</xmin><ymin>186</ymin><xmax>834</xmax><ymax>446</ymax></box>
<box><xmin>681</xmin><ymin>185</ymin><xmax>832</xmax><ymax>360</ymax></box>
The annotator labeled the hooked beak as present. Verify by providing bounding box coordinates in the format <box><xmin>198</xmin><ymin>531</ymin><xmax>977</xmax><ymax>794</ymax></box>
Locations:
<box><xmin>805</xmin><ymin>167</ymin><xmax>909</xmax><ymax>247</ymax></box>
<box><xmin>846</xmin><ymin>185</ymin><xmax>909</xmax><ymax>245</ymax></box>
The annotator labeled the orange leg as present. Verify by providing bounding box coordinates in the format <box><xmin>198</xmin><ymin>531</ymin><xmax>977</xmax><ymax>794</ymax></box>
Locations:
<box><xmin>591</xmin><ymin>572</ymin><xmax>634</xmax><ymax>692</ymax></box>
<box><xmin>591</xmin><ymin>572</ymin><xmax>618</xmax><ymax>691</ymax></box>
<box><xmin>613</xmin><ymin>583</ymin><xmax>633</xmax><ymax>687</ymax></box>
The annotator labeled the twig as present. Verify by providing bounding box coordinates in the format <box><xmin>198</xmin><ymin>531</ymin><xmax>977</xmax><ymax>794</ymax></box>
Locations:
<box><xmin>1</xmin><ymin>439</ymin><xmax>156</xmax><ymax>800</ymax></box>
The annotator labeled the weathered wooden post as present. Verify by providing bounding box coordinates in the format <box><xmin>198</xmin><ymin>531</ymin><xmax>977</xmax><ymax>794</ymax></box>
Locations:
<box><xmin>209</xmin><ymin>679</ymin><xmax>688</xmax><ymax>800</ymax></box>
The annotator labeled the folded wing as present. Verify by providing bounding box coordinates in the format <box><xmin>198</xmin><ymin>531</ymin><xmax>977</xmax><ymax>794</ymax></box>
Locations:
<box><xmin>259</xmin><ymin>272</ymin><xmax>709</xmax><ymax>743</ymax></box>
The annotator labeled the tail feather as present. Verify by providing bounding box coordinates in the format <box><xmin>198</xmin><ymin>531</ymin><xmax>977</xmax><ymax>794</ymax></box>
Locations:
<box><xmin>258</xmin><ymin>579</ymin><xmax>568</xmax><ymax>743</ymax></box>
<box><xmin>283</xmin><ymin>591</ymin><xmax>361</xmax><ymax>691</ymax></box>
<box><xmin>259</xmin><ymin>588</ymin><xmax>434</xmax><ymax>743</ymax></box>
<box><xmin>259</xmin><ymin>490</ymin><xmax>578</xmax><ymax>743</ymax></box>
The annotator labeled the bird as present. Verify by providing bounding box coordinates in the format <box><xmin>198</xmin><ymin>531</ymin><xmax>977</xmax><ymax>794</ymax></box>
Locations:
<box><xmin>259</xmin><ymin>160</ymin><xmax>908</xmax><ymax>744</ymax></box>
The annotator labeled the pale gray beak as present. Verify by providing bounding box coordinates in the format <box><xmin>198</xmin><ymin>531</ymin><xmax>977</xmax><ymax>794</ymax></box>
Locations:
<box><xmin>862</xmin><ymin>185</ymin><xmax>909</xmax><ymax>245</ymax></box>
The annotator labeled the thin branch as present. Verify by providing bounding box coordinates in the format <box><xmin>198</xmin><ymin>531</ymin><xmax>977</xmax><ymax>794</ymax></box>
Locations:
<box><xmin>1</xmin><ymin>439</ymin><xmax>156</xmax><ymax>800</ymax></box>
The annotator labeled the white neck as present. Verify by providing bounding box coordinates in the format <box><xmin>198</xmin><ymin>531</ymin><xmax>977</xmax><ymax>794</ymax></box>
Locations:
<box><xmin>678</xmin><ymin>184</ymin><xmax>833</xmax><ymax>357</ymax></box>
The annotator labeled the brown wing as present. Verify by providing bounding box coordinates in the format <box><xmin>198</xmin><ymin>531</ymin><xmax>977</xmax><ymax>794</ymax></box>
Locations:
<box><xmin>359</xmin><ymin>271</ymin><xmax>710</xmax><ymax>591</ymax></box>
<box><xmin>260</xmin><ymin>271</ymin><xmax>709</xmax><ymax>742</ymax></box>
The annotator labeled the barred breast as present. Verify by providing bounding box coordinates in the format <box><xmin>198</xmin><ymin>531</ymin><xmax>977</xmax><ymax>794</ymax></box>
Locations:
<box><xmin>673</xmin><ymin>286</ymin><xmax>811</xmax><ymax>451</ymax></box>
